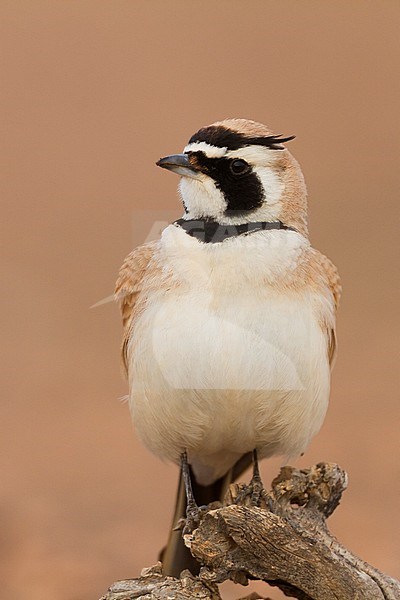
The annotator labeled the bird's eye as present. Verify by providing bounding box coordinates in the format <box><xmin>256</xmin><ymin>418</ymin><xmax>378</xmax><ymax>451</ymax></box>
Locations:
<box><xmin>230</xmin><ymin>159</ymin><xmax>249</xmax><ymax>175</ymax></box>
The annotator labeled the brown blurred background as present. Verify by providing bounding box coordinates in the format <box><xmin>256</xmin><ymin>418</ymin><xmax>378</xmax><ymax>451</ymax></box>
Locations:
<box><xmin>1</xmin><ymin>2</ymin><xmax>399</xmax><ymax>599</ymax></box>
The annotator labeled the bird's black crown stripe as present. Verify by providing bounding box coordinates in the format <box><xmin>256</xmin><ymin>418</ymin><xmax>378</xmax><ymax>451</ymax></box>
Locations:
<box><xmin>188</xmin><ymin>125</ymin><xmax>295</xmax><ymax>151</ymax></box>
<box><xmin>174</xmin><ymin>218</ymin><xmax>297</xmax><ymax>244</ymax></box>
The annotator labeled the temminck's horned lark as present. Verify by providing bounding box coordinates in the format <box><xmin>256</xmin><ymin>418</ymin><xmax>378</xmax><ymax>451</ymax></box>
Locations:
<box><xmin>115</xmin><ymin>118</ymin><xmax>341</xmax><ymax>576</ymax></box>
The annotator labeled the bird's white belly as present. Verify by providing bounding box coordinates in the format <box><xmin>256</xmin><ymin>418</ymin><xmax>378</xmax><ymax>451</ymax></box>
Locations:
<box><xmin>128</xmin><ymin>286</ymin><xmax>330</xmax><ymax>484</ymax></box>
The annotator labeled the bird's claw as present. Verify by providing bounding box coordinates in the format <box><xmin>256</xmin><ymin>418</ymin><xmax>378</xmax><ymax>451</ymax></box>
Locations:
<box><xmin>234</xmin><ymin>475</ymin><xmax>266</xmax><ymax>508</ymax></box>
<box><xmin>183</xmin><ymin>504</ymin><xmax>208</xmax><ymax>535</ymax></box>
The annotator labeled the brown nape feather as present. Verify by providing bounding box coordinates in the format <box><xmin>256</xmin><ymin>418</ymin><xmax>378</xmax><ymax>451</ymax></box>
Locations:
<box><xmin>277</xmin><ymin>151</ymin><xmax>309</xmax><ymax>238</ymax></box>
<box><xmin>161</xmin><ymin>453</ymin><xmax>252</xmax><ymax>577</ymax></box>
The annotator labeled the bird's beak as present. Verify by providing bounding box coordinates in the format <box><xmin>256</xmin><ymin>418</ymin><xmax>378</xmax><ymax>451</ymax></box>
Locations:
<box><xmin>156</xmin><ymin>153</ymin><xmax>201</xmax><ymax>180</ymax></box>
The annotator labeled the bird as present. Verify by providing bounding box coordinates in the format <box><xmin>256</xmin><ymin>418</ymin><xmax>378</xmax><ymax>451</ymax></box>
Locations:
<box><xmin>115</xmin><ymin>118</ymin><xmax>341</xmax><ymax>577</ymax></box>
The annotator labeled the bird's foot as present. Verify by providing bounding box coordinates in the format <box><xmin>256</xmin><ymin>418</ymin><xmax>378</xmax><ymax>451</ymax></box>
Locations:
<box><xmin>234</xmin><ymin>474</ymin><xmax>267</xmax><ymax>508</ymax></box>
<box><xmin>183</xmin><ymin>503</ymin><xmax>208</xmax><ymax>535</ymax></box>
<box><xmin>234</xmin><ymin>449</ymin><xmax>267</xmax><ymax>508</ymax></box>
<box><xmin>249</xmin><ymin>473</ymin><xmax>265</xmax><ymax>506</ymax></box>
<box><xmin>180</xmin><ymin>450</ymin><xmax>207</xmax><ymax>534</ymax></box>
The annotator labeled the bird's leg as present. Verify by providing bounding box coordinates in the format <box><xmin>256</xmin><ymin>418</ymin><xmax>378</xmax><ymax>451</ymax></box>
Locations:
<box><xmin>181</xmin><ymin>450</ymin><xmax>197</xmax><ymax>512</ymax></box>
<box><xmin>234</xmin><ymin>449</ymin><xmax>266</xmax><ymax>507</ymax></box>
<box><xmin>181</xmin><ymin>451</ymin><xmax>201</xmax><ymax>535</ymax></box>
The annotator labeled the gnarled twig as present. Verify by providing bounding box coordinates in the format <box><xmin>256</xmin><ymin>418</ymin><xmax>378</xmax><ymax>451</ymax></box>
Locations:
<box><xmin>100</xmin><ymin>463</ymin><xmax>400</xmax><ymax>600</ymax></box>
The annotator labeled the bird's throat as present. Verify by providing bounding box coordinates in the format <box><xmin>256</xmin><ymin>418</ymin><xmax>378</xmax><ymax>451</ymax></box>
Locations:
<box><xmin>174</xmin><ymin>218</ymin><xmax>296</xmax><ymax>244</ymax></box>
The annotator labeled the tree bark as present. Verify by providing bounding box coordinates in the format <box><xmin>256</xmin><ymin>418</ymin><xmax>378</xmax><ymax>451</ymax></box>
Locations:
<box><xmin>100</xmin><ymin>463</ymin><xmax>400</xmax><ymax>600</ymax></box>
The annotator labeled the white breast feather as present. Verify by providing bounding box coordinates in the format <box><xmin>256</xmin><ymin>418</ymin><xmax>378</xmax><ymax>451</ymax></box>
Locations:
<box><xmin>127</xmin><ymin>226</ymin><xmax>332</xmax><ymax>484</ymax></box>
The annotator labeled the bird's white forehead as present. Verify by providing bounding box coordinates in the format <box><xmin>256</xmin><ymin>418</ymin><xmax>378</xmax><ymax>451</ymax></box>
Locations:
<box><xmin>183</xmin><ymin>141</ymin><xmax>278</xmax><ymax>165</ymax></box>
<box><xmin>184</xmin><ymin>141</ymin><xmax>226</xmax><ymax>157</ymax></box>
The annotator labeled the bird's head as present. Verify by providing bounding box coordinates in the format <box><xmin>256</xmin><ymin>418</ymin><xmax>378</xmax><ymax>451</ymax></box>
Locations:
<box><xmin>157</xmin><ymin>118</ymin><xmax>308</xmax><ymax>236</ymax></box>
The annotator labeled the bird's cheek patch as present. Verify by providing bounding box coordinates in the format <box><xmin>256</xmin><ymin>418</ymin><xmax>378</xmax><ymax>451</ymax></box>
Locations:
<box><xmin>179</xmin><ymin>177</ymin><xmax>227</xmax><ymax>219</ymax></box>
<box><xmin>253</xmin><ymin>167</ymin><xmax>284</xmax><ymax>205</ymax></box>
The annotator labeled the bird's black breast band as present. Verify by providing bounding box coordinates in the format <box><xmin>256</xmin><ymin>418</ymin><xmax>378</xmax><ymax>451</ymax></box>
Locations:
<box><xmin>174</xmin><ymin>218</ymin><xmax>297</xmax><ymax>244</ymax></box>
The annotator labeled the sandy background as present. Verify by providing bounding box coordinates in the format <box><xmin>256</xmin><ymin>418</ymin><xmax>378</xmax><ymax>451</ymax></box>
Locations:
<box><xmin>1</xmin><ymin>2</ymin><xmax>399</xmax><ymax>599</ymax></box>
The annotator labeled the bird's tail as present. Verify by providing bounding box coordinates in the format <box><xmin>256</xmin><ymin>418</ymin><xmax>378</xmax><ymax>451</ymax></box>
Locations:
<box><xmin>160</xmin><ymin>454</ymin><xmax>252</xmax><ymax>577</ymax></box>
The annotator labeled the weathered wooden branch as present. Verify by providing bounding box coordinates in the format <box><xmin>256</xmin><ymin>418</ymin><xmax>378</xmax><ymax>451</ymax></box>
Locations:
<box><xmin>100</xmin><ymin>463</ymin><xmax>400</xmax><ymax>600</ymax></box>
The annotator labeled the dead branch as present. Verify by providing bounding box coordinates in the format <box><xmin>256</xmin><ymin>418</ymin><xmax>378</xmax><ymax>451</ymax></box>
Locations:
<box><xmin>100</xmin><ymin>463</ymin><xmax>400</xmax><ymax>600</ymax></box>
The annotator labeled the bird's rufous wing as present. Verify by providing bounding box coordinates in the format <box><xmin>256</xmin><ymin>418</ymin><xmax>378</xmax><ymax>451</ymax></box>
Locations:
<box><xmin>309</xmin><ymin>249</ymin><xmax>341</xmax><ymax>367</ymax></box>
<box><xmin>115</xmin><ymin>240</ymin><xmax>159</xmax><ymax>374</ymax></box>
